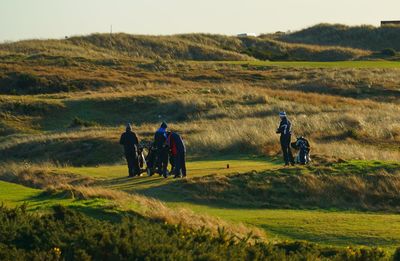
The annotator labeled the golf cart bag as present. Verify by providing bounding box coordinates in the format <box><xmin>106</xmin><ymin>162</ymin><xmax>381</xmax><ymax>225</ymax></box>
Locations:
<box><xmin>145</xmin><ymin>143</ymin><xmax>169</xmax><ymax>178</ymax></box>
<box><xmin>145</xmin><ymin>143</ymin><xmax>157</xmax><ymax>176</ymax></box>
<box><xmin>291</xmin><ymin>137</ymin><xmax>311</xmax><ymax>165</ymax></box>
<box><xmin>137</xmin><ymin>143</ymin><xmax>148</xmax><ymax>174</ymax></box>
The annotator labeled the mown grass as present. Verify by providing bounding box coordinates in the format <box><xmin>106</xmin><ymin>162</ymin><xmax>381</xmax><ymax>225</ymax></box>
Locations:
<box><xmin>0</xmin><ymin>180</ymin><xmax>41</xmax><ymax>203</ymax></box>
<box><xmin>62</xmin><ymin>155</ymin><xmax>279</xmax><ymax>179</ymax></box>
<box><xmin>173</xmin><ymin>204</ymin><xmax>400</xmax><ymax>251</ymax></box>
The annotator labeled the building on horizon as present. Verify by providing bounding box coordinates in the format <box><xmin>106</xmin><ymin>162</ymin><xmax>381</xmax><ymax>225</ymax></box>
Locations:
<box><xmin>237</xmin><ymin>33</ymin><xmax>258</xmax><ymax>37</ymax></box>
<box><xmin>381</xmin><ymin>20</ymin><xmax>400</xmax><ymax>26</ymax></box>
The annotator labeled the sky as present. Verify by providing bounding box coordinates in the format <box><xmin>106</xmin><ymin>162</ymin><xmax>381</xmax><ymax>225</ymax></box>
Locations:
<box><xmin>0</xmin><ymin>0</ymin><xmax>399</xmax><ymax>41</ymax></box>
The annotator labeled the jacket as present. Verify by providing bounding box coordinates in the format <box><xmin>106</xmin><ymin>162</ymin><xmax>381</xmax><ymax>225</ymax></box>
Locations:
<box><xmin>276</xmin><ymin>117</ymin><xmax>292</xmax><ymax>137</ymax></box>
<box><xmin>119</xmin><ymin>130</ymin><xmax>139</xmax><ymax>154</ymax></box>
<box><xmin>167</xmin><ymin>132</ymin><xmax>186</xmax><ymax>156</ymax></box>
<box><xmin>154</xmin><ymin>127</ymin><xmax>167</xmax><ymax>148</ymax></box>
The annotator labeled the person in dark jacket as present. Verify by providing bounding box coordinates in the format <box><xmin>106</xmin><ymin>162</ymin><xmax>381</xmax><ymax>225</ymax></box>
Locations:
<box><xmin>276</xmin><ymin>112</ymin><xmax>295</xmax><ymax>166</ymax></box>
<box><xmin>120</xmin><ymin>123</ymin><xmax>140</xmax><ymax>177</ymax></box>
<box><xmin>154</xmin><ymin>122</ymin><xmax>169</xmax><ymax>177</ymax></box>
<box><xmin>167</xmin><ymin>131</ymin><xmax>186</xmax><ymax>178</ymax></box>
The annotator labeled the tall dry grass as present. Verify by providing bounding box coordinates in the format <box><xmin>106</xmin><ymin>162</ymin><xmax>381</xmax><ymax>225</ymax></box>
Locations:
<box><xmin>181</xmin><ymin>165</ymin><xmax>400</xmax><ymax>211</ymax></box>
<box><xmin>1</xmin><ymin>81</ymin><xmax>399</xmax><ymax>162</ymax></box>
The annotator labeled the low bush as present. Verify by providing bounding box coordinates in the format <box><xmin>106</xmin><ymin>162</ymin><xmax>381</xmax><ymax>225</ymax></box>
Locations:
<box><xmin>0</xmin><ymin>205</ymin><xmax>391</xmax><ymax>260</ymax></box>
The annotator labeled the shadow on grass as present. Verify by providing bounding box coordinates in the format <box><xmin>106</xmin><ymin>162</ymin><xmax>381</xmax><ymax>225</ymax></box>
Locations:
<box><xmin>259</xmin><ymin>224</ymin><xmax>400</xmax><ymax>248</ymax></box>
<box><xmin>99</xmin><ymin>175</ymin><xmax>168</xmax><ymax>189</ymax></box>
<box><xmin>23</xmin><ymin>191</ymin><xmax>145</xmax><ymax>223</ymax></box>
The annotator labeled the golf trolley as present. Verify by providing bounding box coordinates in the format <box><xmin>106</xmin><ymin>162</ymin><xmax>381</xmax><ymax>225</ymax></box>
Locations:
<box><xmin>138</xmin><ymin>141</ymin><xmax>170</xmax><ymax>178</ymax></box>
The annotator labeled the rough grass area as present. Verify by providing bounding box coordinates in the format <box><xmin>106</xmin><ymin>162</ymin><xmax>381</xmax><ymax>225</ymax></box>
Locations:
<box><xmin>1</xmin><ymin>81</ymin><xmax>399</xmax><ymax>165</ymax></box>
<box><xmin>276</xmin><ymin>23</ymin><xmax>400</xmax><ymax>51</ymax></box>
<box><xmin>0</xmin><ymin>33</ymin><xmax>371</xmax><ymax>63</ymax></box>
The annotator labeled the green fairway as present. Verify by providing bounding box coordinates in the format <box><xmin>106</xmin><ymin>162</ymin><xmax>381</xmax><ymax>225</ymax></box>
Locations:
<box><xmin>167</xmin><ymin>203</ymin><xmax>400</xmax><ymax>250</ymax></box>
<box><xmin>0</xmin><ymin>180</ymin><xmax>42</xmax><ymax>204</ymax></box>
<box><xmin>218</xmin><ymin>60</ymin><xmax>400</xmax><ymax>68</ymax></box>
<box><xmin>62</xmin><ymin>156</ymin><xmax>279</xmax><ymax>180</ymax></box>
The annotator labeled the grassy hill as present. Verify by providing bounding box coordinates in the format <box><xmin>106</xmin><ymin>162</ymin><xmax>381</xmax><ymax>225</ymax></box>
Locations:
<box><xmin>275</xmin><ymin>23</ymin><xmax>400</xmax><ymax>53</ymax></box>
<box><xmin>0</xmin><ymin>33</ymin><xmax>371</xmax><ymax>63</ymax></box>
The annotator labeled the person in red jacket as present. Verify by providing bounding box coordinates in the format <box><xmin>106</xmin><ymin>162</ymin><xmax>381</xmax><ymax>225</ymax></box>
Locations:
<box><xmin>167</xmin><ymin>131</ymin><xmax>186</xmax><ymax>178</ymax></box>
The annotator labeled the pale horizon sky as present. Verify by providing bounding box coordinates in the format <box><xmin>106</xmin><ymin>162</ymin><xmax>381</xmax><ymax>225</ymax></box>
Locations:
<box><xmin>0</xmin><ymin>0</ymin><xmax>399</xmax><ymax>42</ymax></box>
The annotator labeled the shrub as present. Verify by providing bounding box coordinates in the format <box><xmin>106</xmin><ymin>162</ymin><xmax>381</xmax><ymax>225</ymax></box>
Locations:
<box><xmin>0</xmin><ymin>205</ymin><xmax>391</xmax><ymax>260</ymax></box>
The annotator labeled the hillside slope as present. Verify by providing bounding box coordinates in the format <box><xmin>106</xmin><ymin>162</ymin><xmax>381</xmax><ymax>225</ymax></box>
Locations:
<box><xmin>276</xmin><ymin>23</ymin><xmax>400</xmax><ymax>52</ymax></box>
<box><xmin>0</xmin><ymin>33</ymin><xmax>369</xmax><ymax>62</ymax></box>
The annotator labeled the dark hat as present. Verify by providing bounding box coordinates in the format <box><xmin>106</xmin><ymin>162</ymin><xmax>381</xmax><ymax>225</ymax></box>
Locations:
<box><xmin>160</xmin><ymin>122</ymin><xmax>168</xmax><ymax>129</ymax></box>
<box><xmin>126</xmin><ymin>123</ymin><xmax>132</xmax><ymax>131</ymax></box>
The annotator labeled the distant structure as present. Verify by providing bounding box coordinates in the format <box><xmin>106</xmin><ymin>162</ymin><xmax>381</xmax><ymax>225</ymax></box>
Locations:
<box><xmin>381</xmin><ymin>20</ymin><xmax>400</xmax><ymax>26</ymax></box>
<box><xmin>237</xmin><ymin>33</ymin><xmax>258</xmax><ymax>37</ymax></box>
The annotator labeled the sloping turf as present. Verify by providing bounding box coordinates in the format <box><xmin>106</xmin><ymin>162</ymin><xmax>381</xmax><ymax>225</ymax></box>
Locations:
<box><xmin>51</xmin><ymin>157</ymin><xmax>400</xmax><ymax>250</ymax></box>
<box><xmin>0</xmin><ymin>180</ymin><xmax>41</xmax><ymax>203</ymax></box>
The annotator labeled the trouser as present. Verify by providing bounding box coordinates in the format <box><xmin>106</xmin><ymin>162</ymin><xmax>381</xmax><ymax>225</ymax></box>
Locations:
<box><xmin>173</xmin><ymin>152</ymin><xmax>186</xmax><ymax>177</ymax></box>
<box><xmin>156</xmin><ymin>147</ymin><xmax>169</xmax><ymax>175</ymax></box>
<box><xmin>169</xmin><ymin>152</ymin><xmax>175</xmax><ymax>173</ymax></box>
<box><xmin>125</xmin><ymin>152</ymin><xmax>139</xmax><ymax>176</ymax></box>
<box><xmin>280</xmin><ymin>135</ymin><xmax>294</xmax><ymax>165</ymax></box>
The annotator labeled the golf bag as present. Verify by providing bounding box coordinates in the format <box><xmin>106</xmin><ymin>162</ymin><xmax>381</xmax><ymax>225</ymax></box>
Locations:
<box><xmin>137</xmin><ymin>143</ymin><xmax>147</xmax><ymax>174</ymax></box>
<box><xmin>145</xmin><ymin>143</ymin><xmax>169</xmax><ymax>178</ymax></box>
<box><xmin>291</xmin><ymin>137</ymin><xmax>311</xmax><ymax>165</ymax></box>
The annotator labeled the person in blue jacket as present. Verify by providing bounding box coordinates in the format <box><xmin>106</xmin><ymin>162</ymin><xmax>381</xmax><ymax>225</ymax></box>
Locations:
<box><xmin>167</xmin><ymin>131</ymin><xmax>186</xmax><ymax>178</ymax></box>
<box><xmin>154</xmin><ymin>122</ymin><xmax>169</xmax><ymax>177</ymax></box>
<box><xmin>276</xmin><ymin>112</ymin><xmax>295</xmax><ymax>166</ymax></box>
